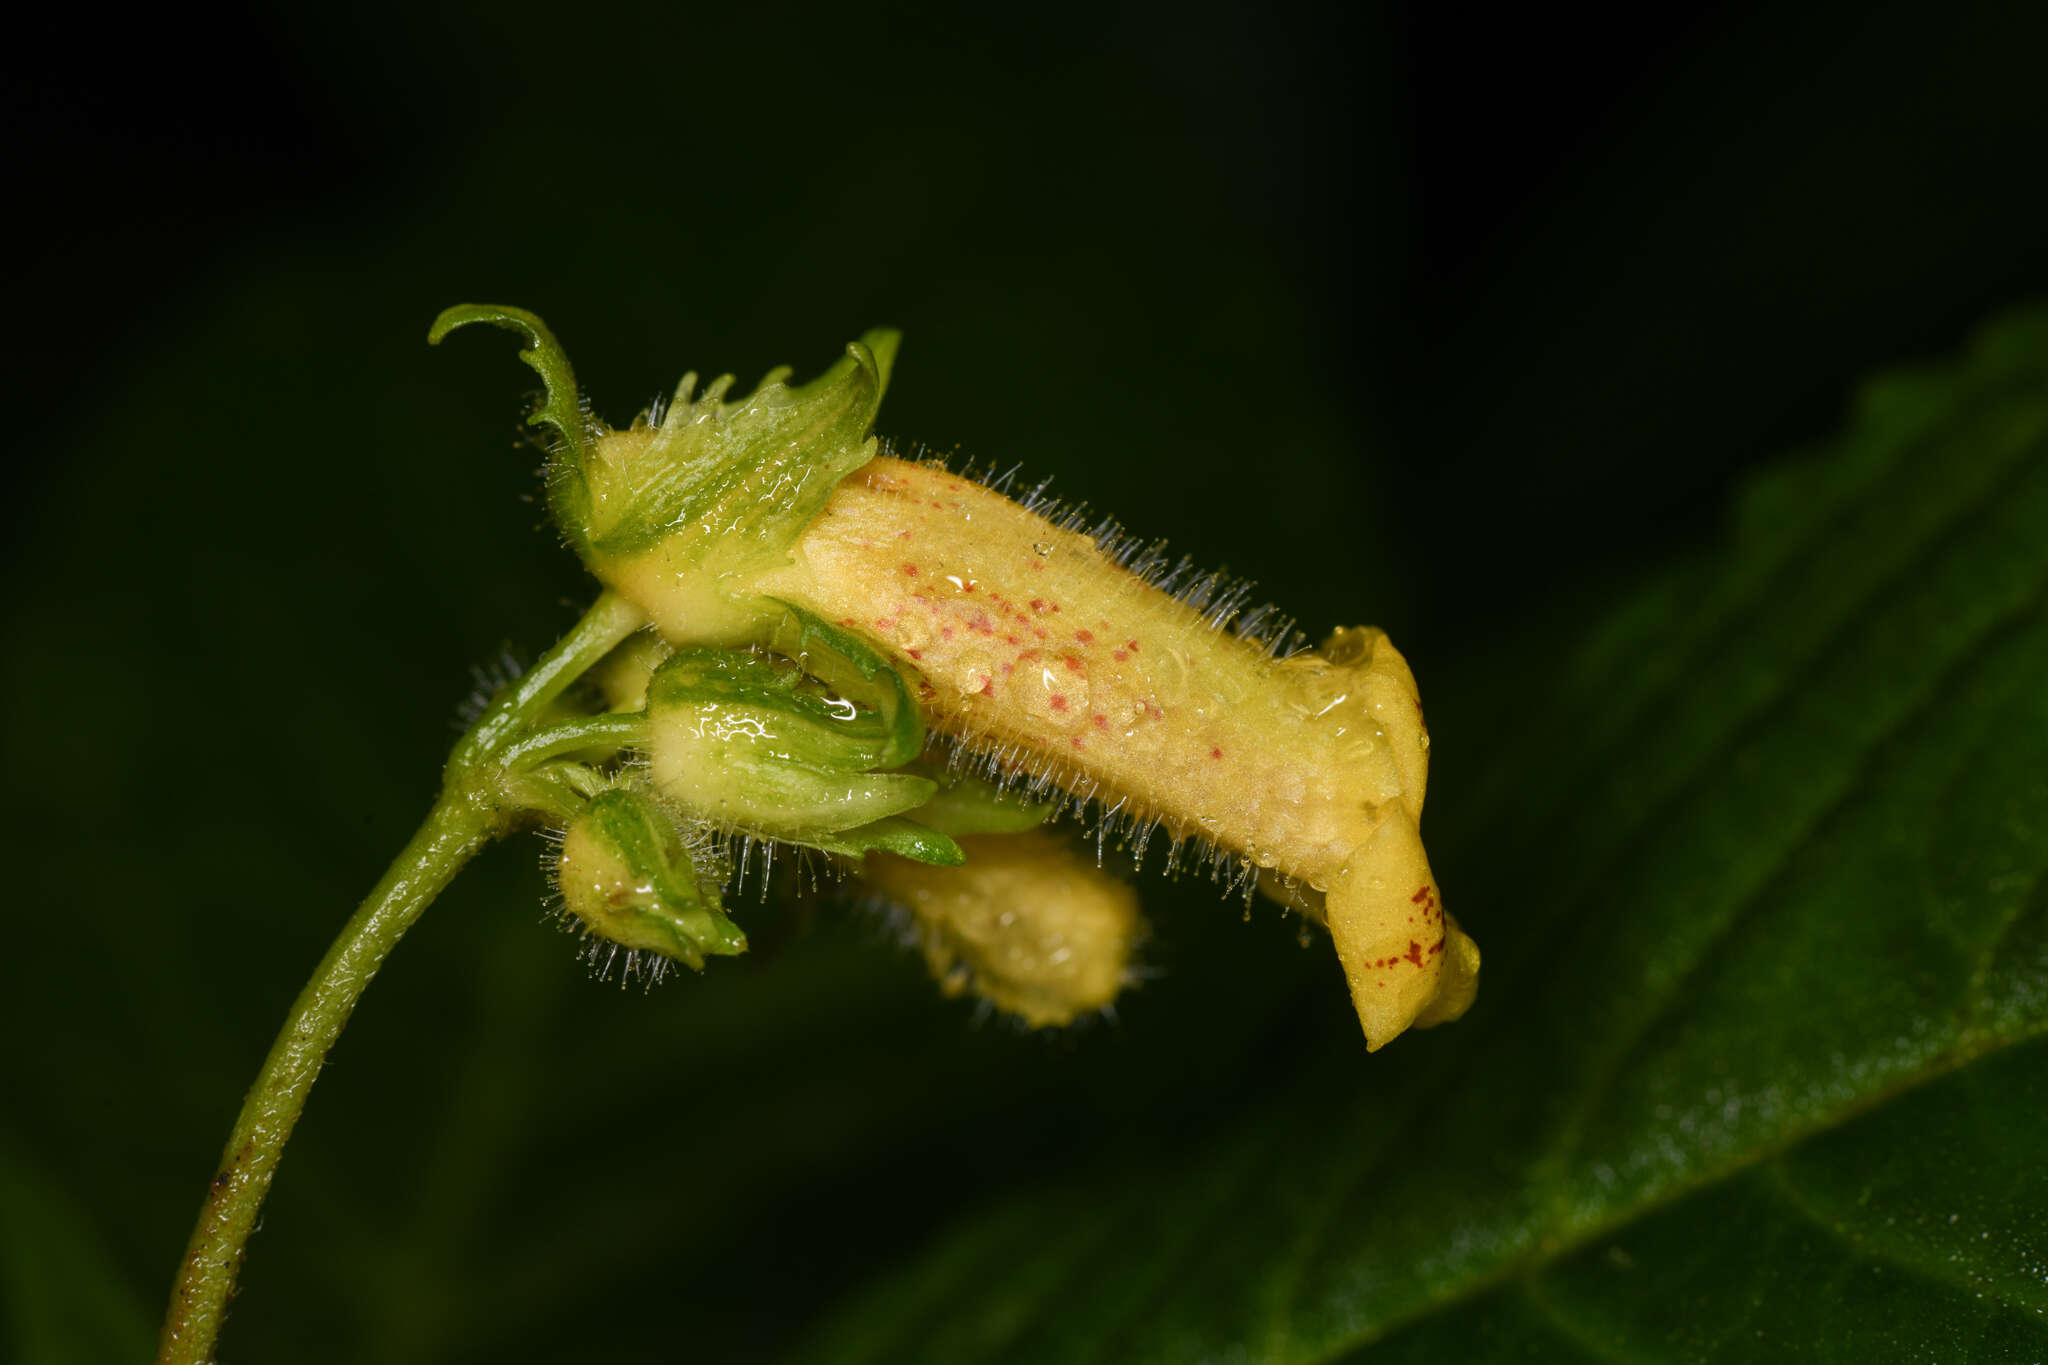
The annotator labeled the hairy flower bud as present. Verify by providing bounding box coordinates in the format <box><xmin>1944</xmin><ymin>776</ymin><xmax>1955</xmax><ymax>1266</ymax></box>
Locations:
<box><xmin>554</xmin><ymin>789</ymin><xmax>745</xmax><ymax>971</ymax></box>
<box><xmin>861</xmin><ymin>832</ymin><xmax>1144</xmax><ymax>1027</ymax></box>
<box><xmin>644</xmin><ymin>644</ymin><xmax>963</xmax><ymax>866</ymax></box>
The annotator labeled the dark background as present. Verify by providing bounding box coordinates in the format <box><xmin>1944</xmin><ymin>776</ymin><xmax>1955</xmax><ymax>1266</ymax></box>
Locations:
<box><xmin>4</xmin><ymin>2</ymin><xmax>2045</xmax><ymax>1361</ymax></box>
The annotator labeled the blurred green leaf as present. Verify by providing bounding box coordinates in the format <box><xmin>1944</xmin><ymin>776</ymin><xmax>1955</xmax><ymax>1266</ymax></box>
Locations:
<box><xmin>782</xmin><ymin>309</ymin><xmax>2048</xmax><ymax>1362</ymax></box>
<box><xmin>0</xmin><ymin>1143</ymin><xmax>153</xmax><ymax>1365</ymax></box>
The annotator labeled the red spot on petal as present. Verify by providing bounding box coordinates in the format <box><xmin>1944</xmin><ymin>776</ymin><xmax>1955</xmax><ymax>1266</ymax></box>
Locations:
<box><xmin>1125</xmin><ymin>639</ymin><xmax>1140</xmax><ymax>652</ymax></box>
<box><xmin>1075</xmin><ymin>629</ymin><xmax>1094</xmax><ymax>643</ymax></box>
<box><xmin>1404</xmin><ymin>941</ymin><xmax>1423</xmax><ymax>966</ymax></box>
<box><xmin>1070</xmin><ymin>736</ymin><xmax>1085</xmax><ymax>750</ymax></box>
<box><xmin>1209</xmin><ymin>746</ymin><xmax>1223</xmax><ymax>759</ymax></box>
<box><xmin>901</xmin><ymin>563</ymin><xmax>918</xmax><ymax>576</ymax></box>
<box><xmin>906</xmin><ymin>649</ymin><xmax>923</xmax><ymax>660</ymax></box>
<box><xmin>1029</xmin><ymin>598</ymin><xmax>1047</xmax><ymax>612</ymax></box>
<box><xmin>979</xmin><ymin>678</ymin><xmax>996</xmax><ymax>696</ymax></box>
<box><xmin>1050</xmin><ymin>695</ymin><xmax>1068</xmax><ymax>711</ymax></box>
<box><xmin>1062</xmin><ymin>656</ymin><xmax>1084</xmax><ymax>673</ymax></box>
<box><xmin>1410</xmin><ymin>886</ymin><xmax>1431</xmax><ymax>904</ymax></box>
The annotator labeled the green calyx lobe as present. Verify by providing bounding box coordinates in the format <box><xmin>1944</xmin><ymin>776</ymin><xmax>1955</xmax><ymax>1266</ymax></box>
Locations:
<box><xmin>428</xmin><ymin>301</ymin><xmax>898</xmax><ymax>573</ymax></box>
<box><xmin>573</xmin><ymin>327</ymin><xmax>899</xmax><ymax>562</ymax></box>
<box><xmin>556</xmin><ymin>789</ymin><xmax>745</xmax><ymax>970</ymax></box>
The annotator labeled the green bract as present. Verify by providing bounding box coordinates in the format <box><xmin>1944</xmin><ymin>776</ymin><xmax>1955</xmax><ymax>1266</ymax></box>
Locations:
<box><xmin>428</xmin><ymin>305</ymin><xmax>973</xmax><ymax>866</ymax></box>
<box><xmin>893</xmin><ymin>758</ymin><xmax>1055</xmax><ymax>837</ymax></box>
<box><xmin>430</xmin><ymin>301</ymin><xmax>900</xmax><ymax>649</ymax></box>
<box><xmin>561</xmin><ymin>332</ymin><xmax>897</xmax><ymax>560</ymax></box>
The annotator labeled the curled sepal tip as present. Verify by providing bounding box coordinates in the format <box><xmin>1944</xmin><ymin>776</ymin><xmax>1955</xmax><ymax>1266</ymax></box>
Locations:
<box><xmin>555</xmin><ymin>789</ymin><xmax>745</xmax><ymax>971</ymax></box>
<box><xmin>429</xmin><ymin>303</ymin><xmax>589</xmax><ymax>468</ymax></box>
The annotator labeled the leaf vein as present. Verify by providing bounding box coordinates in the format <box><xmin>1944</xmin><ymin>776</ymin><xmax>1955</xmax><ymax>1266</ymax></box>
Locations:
<box><xmin>1535</xmin><ymin>454</ymin><xmax>2048</xmax><ymax>1210</ymax></box>
<box><xmin>1761</xmin><ymin>1155</ymin><xmax>2048</xmax><ymax>1321</ymax></box>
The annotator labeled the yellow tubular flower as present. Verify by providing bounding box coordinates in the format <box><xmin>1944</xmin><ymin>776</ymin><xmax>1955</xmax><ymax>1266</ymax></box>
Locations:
<box><xmin>434</xmin><ymin>306</ymin><xmax>1479</xmax><ymax>1049</ymax></box>
<box><xmin>772</xmin><ymin>462</ymin><xmax>1478</xmax><ymax>1047</ymax></box>
<box><xmin>623</xmin><ymin>457</ymin><xmax>1478</xmax><ymax>1048</ymax></box>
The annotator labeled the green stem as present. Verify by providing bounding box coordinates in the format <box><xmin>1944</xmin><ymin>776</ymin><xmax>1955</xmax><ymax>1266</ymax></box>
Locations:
<box><xmin>448</xmin><ymin>592</ymin><xmax>649</xmax><ymax>771</ymax></box>
<box><xmin>155</xmin><ymin>792</ymin><xmax>494</xmax><ymax>1365</ymax></box>
<box><xmin>501</xmin><ymin>711</ymin><xmax>649</xmax><ymax>769</ymax></box>
<box><xmin>156</xmin><ymin>594</ymin><xmax>646</xmax><ymax>1365</ymax></box>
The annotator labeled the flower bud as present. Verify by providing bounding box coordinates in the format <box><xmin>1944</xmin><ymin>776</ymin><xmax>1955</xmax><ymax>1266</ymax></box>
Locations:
<box><xmin>645</xmin><ymin>645</ymin><xmax>962</xmax><ymax>865</ymax></box>
<box><xmin>554</xmin><ymin>789</ymin><xmax>744</xmax><ymax>971</ymax></box>
<box><xmin>861</xmin><ymin>831</ymin><xmax>1144</xmax><ymax>1027</ymax></box>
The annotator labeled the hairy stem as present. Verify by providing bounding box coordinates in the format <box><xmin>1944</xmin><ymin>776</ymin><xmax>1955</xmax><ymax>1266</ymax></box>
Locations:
<box><xmin>448</xmin><ymin>592</ymin><xmax>649</xmax><ymax>770</ymax></box>
<box><xmin>500</xmin><ymin>711</ymin><xmax>649</xmax><ymax>769</ymax></box>
<box><xmin>156</xmin><ymin>792</ymin><xmax>495</xmax><ymax>1365</ymax></box>
<box><xmin>156</xmin><ymin>594</ymin><xmax>646</xmax><ymax>1365</ymax></box>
